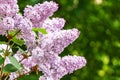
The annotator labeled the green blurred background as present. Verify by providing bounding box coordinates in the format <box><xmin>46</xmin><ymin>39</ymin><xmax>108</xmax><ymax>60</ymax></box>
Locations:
<box><xmin>17</xmin><ymin>0</ymin><xmax>120</xmax><ymax>80</ymax></box>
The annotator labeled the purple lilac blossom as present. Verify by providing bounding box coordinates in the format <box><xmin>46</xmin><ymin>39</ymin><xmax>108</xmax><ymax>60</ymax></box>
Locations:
<box><xmin>38</xmin><ymin>56</ymin><xmax>86</xmax><ymax>80</ymax></box>
<box><xmin>20</xmin><ymin>28</ymin><xmax>86</xmax><ymax>80</ymax></box>
<box><xmin>42</xmin><ymin>18</ymin><xmax>66</xmax><ymax>33</ymax></box>
<box><xmin>0</xmin><ymin>0</ymin><xmax>17</xmax><ymax>4</ymax></box>
<box><xmin>21</xmin><ymin>57</ymin><xmax>37</xmax><ymax>68</ymax></box>
<box><xmin>13</xmin><ymin>14</ymin><xmax>36</xmax><ymax>42</ymax></box>
<box><xmin>24</xmin><ymin>1</ymin><xmax>58</xmax><ymax>27</ymax></box>
<box><xmin>0</xmin><ymin>0</ymin><xmax>87</xmax><ymax>80</ymax></box>
<box><xmin>39</xmin><ymin>28</ymin><xmax>80</xmax><ymax>55</ymax></box>
<box><xmin>0</xmin><ymin>17</ymin><xmax>14</xmax><ymax>35</ymax></box>
<box><xmin>0</xmin><ymin>0</ymin><xmax>18</xmax><ymax>18</ymax></box>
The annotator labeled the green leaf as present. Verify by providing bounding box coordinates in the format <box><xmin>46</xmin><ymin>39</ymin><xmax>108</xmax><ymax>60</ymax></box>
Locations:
<box><xmin>3</xmin><ymin>64</ymin><xmax>18</xmax><ymax>72</ymax></box>
<box><xmin>17</xmin><ymin>46</ymin><xmax>26</xmax><ymax>54</ymax></box>
<box><xmin>9</xmin><ymin>30</ymin><xmax>16</xmax><ymax>36</ymax></box>
<box><xmin>9</xmin><ymin>56</ymin><xmax>23</xmax><ymax>69</ymax></box>
<box><xmin>0</xmin><ymin>49</ymin><xmax>4</xmax><ymax>53</ymax></box>
<box><xmin>0</xmin><ymin>55</ymin><xmax>5</xmax><ymax>65</ymax></box>
<box><xmin>18</xmin><ymin>72</ymin><xmax>42</xmax><ymax>80</ymax></box>
<box><xmin>12</xmin><ymin>37</ymin><xmax>24</xmax><ymax>46</ymax></box>
<box><xmin>32</xmin><ymin>28</ymin><xmax>47</xmax><ymax>34</ymax></box>
<box><xmin>0</xmin><ymin>41</ymin><xmax>7</xmax><ymax>44</ymax></box>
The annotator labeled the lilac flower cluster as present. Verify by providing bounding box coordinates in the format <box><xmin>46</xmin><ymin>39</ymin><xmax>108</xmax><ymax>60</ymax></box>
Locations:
<box><xmin>0</xmin><ymin>0</ymin><xmax>18</xmax><ymax>18</ymax></box>
<box><xmin>0</xmin><ymin>0</ymin><xmax>87</xmax><ymax>80</ymax></box>
<box><xmin>24</xmin><ymin>1</ymin><xmax>58</xmax><ymax>27</ymax></box>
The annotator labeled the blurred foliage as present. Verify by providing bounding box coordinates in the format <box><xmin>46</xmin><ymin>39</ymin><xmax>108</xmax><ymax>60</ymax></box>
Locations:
<box><xmin>17</xmin><ymin>0</ymin><xmax>120</xmax><ymax>80</ymax></box>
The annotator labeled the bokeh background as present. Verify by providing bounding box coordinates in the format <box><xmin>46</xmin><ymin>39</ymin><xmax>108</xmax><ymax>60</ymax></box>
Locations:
<box><xmin>17</xmin><ymin>0</ymin><xmax>120</xmax><ymax>80</ymax></box>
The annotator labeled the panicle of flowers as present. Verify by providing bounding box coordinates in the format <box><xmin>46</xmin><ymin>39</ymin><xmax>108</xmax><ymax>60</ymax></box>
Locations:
<box><xmin>24</xmin><ymin>1</ymin><xmax>58</xmax><ymax>27</ymax></box>
<box><xmin>39</xmin><ymin>56</ymin><xmax>86</xmax><ymax>80</ymax></box>
<box><xmin>0</xmin><ymin>0</ymin><xmax>87</xmax><ymax>80</ymax></box>
<box><xmin>0</xmin><ymin>0</ymin><xmax>18</xmax><ymax>18</ymax></box>
<box><xmin>39</xmin><ymin>29</ymin><xmax>80</xmax><ymax>55</ymax></box>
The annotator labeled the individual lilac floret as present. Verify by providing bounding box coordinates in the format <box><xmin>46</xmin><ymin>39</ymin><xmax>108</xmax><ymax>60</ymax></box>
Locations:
<box><xmin>0</xmin><ymin>0</ymin><xmax>18</xmax><ymax>18</ymax></box>
<box><xmin>39</xmin><ymin>28</ymin><xmax>80</xmax><ymax>55</ymax></box>
<box><xmin>24</xmin><ymin>1</ymin><xmax>58</xmax><ymax>27</ymax></box>
<box><xmin>42</xmin><ymin>18</ymin><xmax>66</xmax><ymax>33</ymax></box>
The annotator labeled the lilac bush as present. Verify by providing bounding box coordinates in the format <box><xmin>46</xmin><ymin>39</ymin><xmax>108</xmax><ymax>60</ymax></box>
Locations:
<box><xmin>0</xmin><ymin>0</ymin><xmax>86</xmax><ymax>80</ymax></box>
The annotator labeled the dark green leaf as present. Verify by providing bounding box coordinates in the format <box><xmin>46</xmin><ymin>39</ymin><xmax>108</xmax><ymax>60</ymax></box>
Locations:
<box><xmin>3</xmin><ymin>64</ymin><xmax>18</xmax><ymax>72</ymax></box>
<box><xmin>18</xmin><ymin>46</ymin><xmax>26</xmax><ymax>53</ymax></box>
<box><xmin>0</xmin><ymin>55</ymin><xmax>5</xmax><ymax>65</ymax></box>
<box><xmin>0</xmin><ymin>35</ymin><xmax>8</xmax><ymax>42</ymax></box>
<box><xmin>18</xmin><ymin>72</ymin><xmax>42</xmax><ymax>80</ymax></box>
